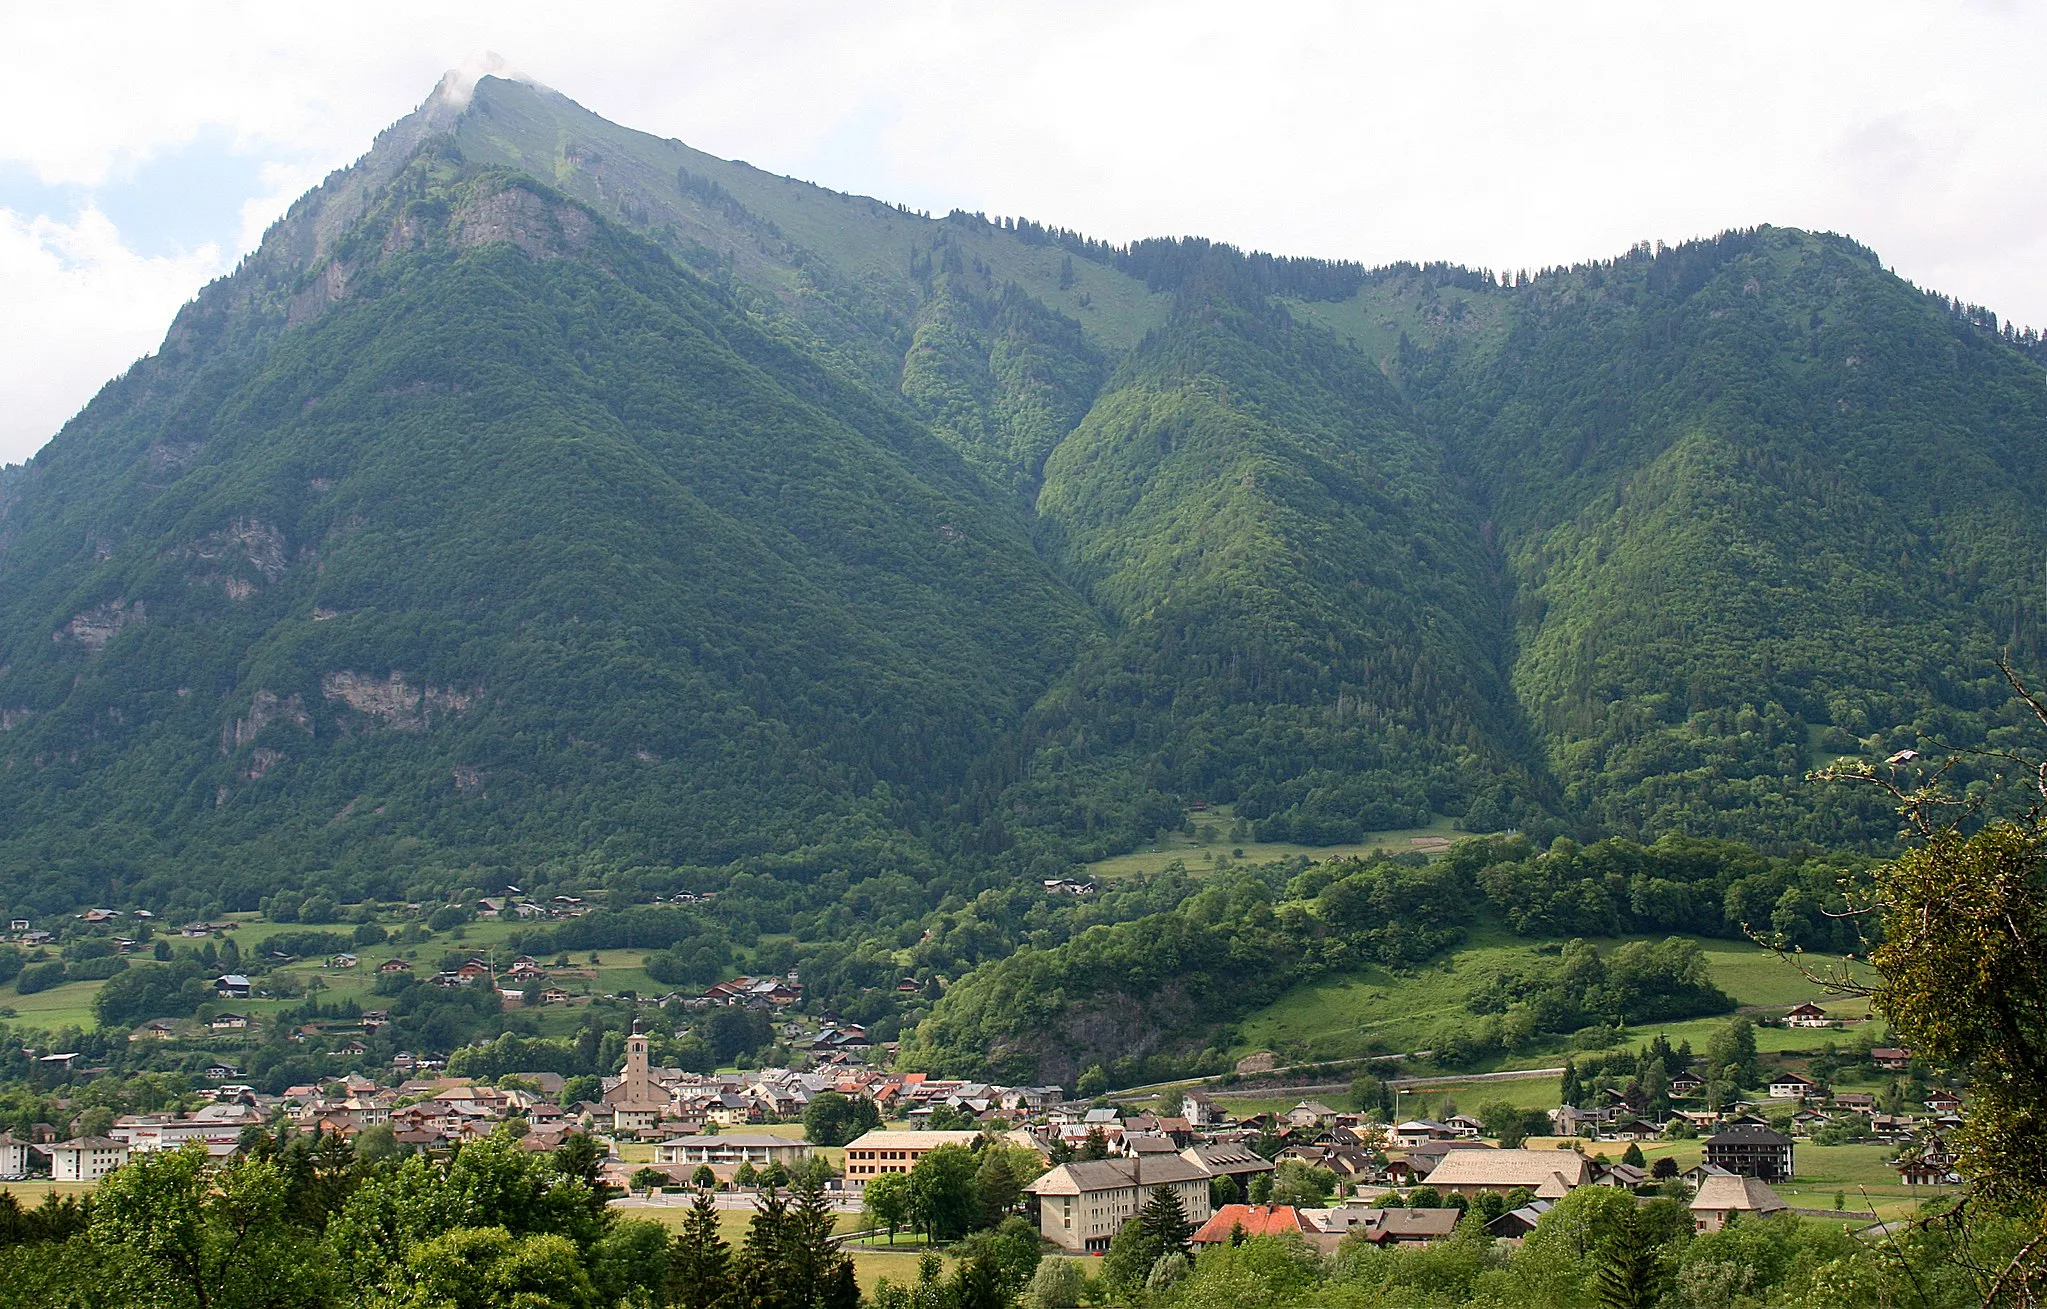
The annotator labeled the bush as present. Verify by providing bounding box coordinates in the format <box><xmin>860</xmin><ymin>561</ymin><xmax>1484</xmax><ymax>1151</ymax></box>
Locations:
<box><xmin>427</xmin><ymin>906</ymin><xmax>472</xmax><ymax>932</ymax></box>
<box><xmin>353</xmin><ymin>922</ymin><xmax>388</xmax><ymax>946</ymax></box>
<box><xmin>16</xmin><ymin>962</ymin><xmax>67</xmax><ymax>994</ymax></box>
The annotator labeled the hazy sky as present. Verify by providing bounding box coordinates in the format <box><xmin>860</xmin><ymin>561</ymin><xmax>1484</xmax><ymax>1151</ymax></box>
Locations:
<box><xmin>3</xmin><ymin>1</ymin><xmax>2043</xmax><ymax>465</ymax></box>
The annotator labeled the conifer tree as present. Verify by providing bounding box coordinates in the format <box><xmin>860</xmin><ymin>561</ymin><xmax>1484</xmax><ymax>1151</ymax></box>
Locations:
<box><xmin>1136</xmin><ymin>1185</ymin><xmax>1192</xmax><ymax>1261</ymax></box>
<box><xmin>669</xmin><ymin>1186</ymin><xmax>731</xmax><ymax>1309</ymax></box>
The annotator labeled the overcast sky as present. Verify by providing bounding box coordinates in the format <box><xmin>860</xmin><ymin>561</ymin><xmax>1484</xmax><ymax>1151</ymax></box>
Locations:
<box><xmin>2</xmin><ymin>1</ymin><xmax>2042</xmax><ymax>465</ymax></box>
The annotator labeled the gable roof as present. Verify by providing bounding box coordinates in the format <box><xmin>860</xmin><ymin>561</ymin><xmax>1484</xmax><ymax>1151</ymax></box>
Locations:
<box><xmin>1691</xmin><ymin>1174</ymin><xmax>1788</xmax><ymax>1214</ymax></box>
<box><xmin>1421</xmin><ymin>1148</ymin><xmax>1591</xmax><ymax>1190</ymax></box>
<box><xmin>1192</xmin><ymin>1204</ymin><xmax>1306</xmax><ymax>1244</ymax></box>
<box><xmin>1025</xmin><ymin>1155</ymin><xmax>1210</xmax><ymax>1196</ymax></box>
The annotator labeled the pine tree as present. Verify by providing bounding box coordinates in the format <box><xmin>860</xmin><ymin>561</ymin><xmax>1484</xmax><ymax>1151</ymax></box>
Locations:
<box><xmin>785</xmin><ymin>1172</ymin><xmax>854</xmax><ymax>1308</ymax></box>
<box><xmin>1592</xmin><ymin>1208</ymin><xmax>1667</xmax><ymax>1309</ymax></box>
<box><xmin>669</xmin><ymin>1186</ymin><xmax>732</xmax><ymax>1309</ymax></box>
<box><xmin>1560</xmin><ymin>1057</ymin><xmax>1584</xmax><ymax>1108</ymax></box>
<box><xmin>1135</xmin><ymin>1186</ymin><xmax>1192</xmax><ymax>1261</ymax></box>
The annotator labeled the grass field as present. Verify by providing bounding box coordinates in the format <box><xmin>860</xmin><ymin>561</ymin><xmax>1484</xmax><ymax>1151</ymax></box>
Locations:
<box><xmin>2</xmin><ymin>908</ymin><xmax>694</xmax><ymax>1036</ymax></box>
<box><xmin>1085</xmin><ymin>807</ymin><xmax>1461</xmax><ymax>883</ymax></box>
<box><xmin>1229</xmin><ymin>932</ymin><xmax>1882</xmax><ymax>1069</ymax></box>
<box><xmin>613</xmin><ymin>1204</ymin><xmax>948</xmax><ymax>1294</ymax></box>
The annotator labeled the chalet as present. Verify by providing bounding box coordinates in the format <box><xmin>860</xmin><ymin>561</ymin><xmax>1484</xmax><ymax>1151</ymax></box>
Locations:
<box><xmin>81</xmin><ymin>908</ymin><xmax>118</xmax><ymax>924</ymax></box>
<box><xmin>1767</xmin><ymin>1072</ymin><xmax>1819</xmax><ymax>1100</ymax></box>
<box><xmin>1924</xmin><ymin>1090</ymin><xmax>1962</xmax><ymax>1113</ymax></box>
<box><xmin>1782</xmin><ymin>1002</ymin><xmax>1831</xmax><ymax>1029</ymax></box>
<box><xmin>1606</xmin><ymin>1118</ymin><xmax>1662</xmax><ymax>1141</ymax></box>
<box><xmin>1041</xmin><ymin>879</ymin><xmax>1097</xmax><ymax>896</ymax></box>
<box><xmin>1871</xmin><ymin>1047</ymin><xmax>1912</xmax><ymax>1071</ymax></box>
<box><xmin>1832</xmin><ymin>1093</ymin><xmax>1876</xmax><ymax>1112</ymax></box>
<box><xmin>213</xmin><ymin>974</ymin><xmax>252</xmax><ymax>999</ymax></box>
<box><xmin>1025</xmin><ymin>1155</ymin><xmax>1214</xmax><ymax>1253</ymax></box>
<box><xmin>131</xmin><ymin>1020</ymin><xmax>179</xmax><ymax>1042</ymax></box>
<box><xmin>1285</xmin><ymin>1100</ymin><xmax>1339</xmax><ymax>1129</ymax></box>
<box><xmin>456</xmin><ymin>961</ymin><xmax>493</xmax><ymax>981</ymax></box>
<box><xmin>1443</xmin><ymin>1114</ymin><xmax>1487</xmax><ymax>1138</ymax></box>
<box><xmin>208</xmin><ymin>1013</ymin><xmax>251</xmax><ymax>1031</ymax></box>
<box><xmin>205</xmin><ymin>1063</ymin><xmax>241</xmax><ymax>1081</ymax></box>
<box><xmin>6</xmin><ymin>920</ymin><xmax>26</xmax><ymax>932</ymax></box>
<box><xmin>1390</xmin><ymin>1119</ymin><xmax>1457</xmax><ymax>1147</ymax></box>
<box><xmin>1667</xmin><ymin>1071</ymin><xmax>1705</xmax><ymax>1099</ymax></box>
<box><xmin>1703</xmin><ymin>1124</ymin><xmax>1794</xmax><ymax>1181</ymax></box>
<box><xmin>17</xmin><ymin>930</ymin><xmax>52</xmax><ymax>947</ymax></box>
<box><xmin>1691</xmin><ymin>1174</ymin><xmax>1787</xmax><ymax>1231</ymax></box>
<box><xmin>48</xmin><ymin>1137</ymin><xmax>128</xmax><ymax>1182</ymax></box>
<box><xmin>542</xmin><ymin>987</ymin><xmax>570</xmax><ymax>1004</ymax></box>
<box><xmin>377</xmin><ymin>959</ymin><xmax>413</xmax><ymax>975</ymax></box>
<box><xmin>329</xmin><ymin>953</ymin><xmax>359</xmax><ymax>969</ymax></box>
<box><xmin>1894</xmin><ymin>1151</ymin><xmax>1960</xmax><ymax>1186</ymax></box>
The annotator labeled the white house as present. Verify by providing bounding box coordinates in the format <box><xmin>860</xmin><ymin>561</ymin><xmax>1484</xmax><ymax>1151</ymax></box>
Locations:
<box><xmin>49</xmin><ymin>1137</ymin><xmax>129</xmax><ymax>1182</ymax></box>
<box><xmin>1767</xmin><ymin>1072</ymin><xmax>1818</xmax><ymax>1100</ymax></box>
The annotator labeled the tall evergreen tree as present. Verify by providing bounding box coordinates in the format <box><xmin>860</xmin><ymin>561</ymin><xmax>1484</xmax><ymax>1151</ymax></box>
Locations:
<box><xmin>669</xmin><ymin>1186</ymin><xmax>731</xmax><ymax>1309</ymax></box>
<box><xmin>1592</xmin><ymin>1207</ymin><xmax>1667</xmax><ymax>1309</ymax></box>
<box><xmin>1135</xmin><ymin>1186</ymin><xmax>1192</xmax><ymax>1261</ymax></box>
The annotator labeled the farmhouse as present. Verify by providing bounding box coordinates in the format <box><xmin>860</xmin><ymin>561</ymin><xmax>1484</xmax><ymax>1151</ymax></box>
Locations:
<box><xmin>1690</xmin><ymin>1174</ymin><xmax>1788</xmax><ymax>1231</ymax></box>
<box><xmin>1420</xmin><ymin>1148</ymin><xmax>1591</xmax><ymax>1198</ymax></box>
<box><xmin>1782</xmin><ymin>1002</ymin><xmax>1830</xmax><ymax>1028</ymax></box>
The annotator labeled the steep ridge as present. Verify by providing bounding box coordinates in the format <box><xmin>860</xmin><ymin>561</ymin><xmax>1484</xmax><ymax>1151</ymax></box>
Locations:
<box><xmin>0</xmin><ymin>150</ymin><xmax>1098</xmax><ymax>913</ymax></box>
<box><xmin>1313</xmin><ymin>230</ymin><xmax>2047</xmax><ymax>844</ymax></box>
<box><xmin>998</xmin><ymin>263</ymin><xmax>1546</xmax><ymax>858</ymax></box>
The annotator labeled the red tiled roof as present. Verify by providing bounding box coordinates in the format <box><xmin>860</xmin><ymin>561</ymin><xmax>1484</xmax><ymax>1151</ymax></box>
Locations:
<box><xmin>1192</xmin><ymin>1204</ymin><xmax>1306</xmax><ymax>1245</ymax></box>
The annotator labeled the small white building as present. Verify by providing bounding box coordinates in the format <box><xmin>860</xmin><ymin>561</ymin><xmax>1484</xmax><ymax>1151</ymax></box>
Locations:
<box><xmin>0</xmin><ymin>1132</ymin><xmax>32</xmax><ymax>1179</ymax></box>
<box><xmin>653</xmin><ymin>1133</ymin><xmax>812</xmax><ymax>1167</ymax></box>
<box><xmin>49</xmin><ymin>1137</ymin><xmax>129</xmax><ymax>1182</ymax></box>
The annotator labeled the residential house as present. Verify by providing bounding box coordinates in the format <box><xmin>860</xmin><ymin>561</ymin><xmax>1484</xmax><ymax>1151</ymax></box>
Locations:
<box><xmin>1485</xmin><ymin>1198</ymin><xmax>1553</xmax><ymax>1239</ymax></box>
<box><xmin>1347</xmin><ymin>1208</ymin><xmax>1464</xmax><ymax>1246</ymax></box>
<box><xmin>209</xmin><ymin>1013</ymin><xmax>251</xmax><ymax>1031</ymax></box>
<box><xmin>1767</xmin><ymin>1072</ymin><xmax>1818</xmax><ymax>1100</ymax></box>
<box><xmin>1390</xmin><ymin>1119</ymin><xmax>1457</xmax><ymax>1147</ymax></box>
<box><xmin>1285</xmin><ymin>1101</ymin><xmax>1339</xmax><ymax>1129</ymax></box>
<box><xmin>130</xmin><ymin>1020</ymin><xmax>180</xmax><ymax>1042</ymax></box>
<box><xmin>330</xmin><ymin>953</ymin><xmax>359</xmax><ymax>969</ymax></box>
<box><xmin>1025</xmin><ymin>1155</ymin><xmax>1214</xmax><ymax>1253</ymax></box>
<box><xmin>1180</xmin><ymin>1142</ymin><xmax>1275</xmax><ymax>1197</ymax></box>
<box><xmin>1667</xmin><ymin>1071</ymin><xmax>1705</xmax><ymax>1100</ymax></box>
<box><xmin>213</xmin><ymin>974</ymin><xmax>252</xmax><ymax>999</ymax></box>
<box><xmin>1703</xmin><ymin>1124</ymin><xmax>1794</xmax><ymax>1181</ymax></box>
<box><xmin>49</xmin><ymin>1137</ymin><xmax>129</xmax><ymax>1181</ymax></box>
<box><xmin>1691</xmin><ymin>1174</ymin><xmax>1788</xmax><ymax>1231</ymax></box>
<box><xmin>377</xmin><ymin>959</ymin><xmax>413</xmax><ymax>975</ymax></box>
<box><xmin>1782</xmin><ymin>1002</ymin><xmax>1831</xmax><ymax>1029</ymax></box>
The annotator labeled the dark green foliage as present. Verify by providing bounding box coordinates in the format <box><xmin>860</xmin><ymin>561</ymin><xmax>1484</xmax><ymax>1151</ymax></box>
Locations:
<box><xmin>801</xmin><ymin>1090</ymin><xmax>880</xmax><ymax>1147</ymax></box>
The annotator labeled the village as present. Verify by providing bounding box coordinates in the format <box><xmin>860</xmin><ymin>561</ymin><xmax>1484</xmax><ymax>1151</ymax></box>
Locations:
<box><xmin>0</xmin><ymin>959</ymin><xmax>1969</xmax><ymax>1269</ymax></box>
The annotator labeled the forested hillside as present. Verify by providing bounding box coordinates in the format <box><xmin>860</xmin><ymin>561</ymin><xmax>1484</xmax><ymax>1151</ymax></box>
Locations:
<box><xmin>1</xmin><ymin>72</ymin><xmax>2045</xmax><ymax>926</ymax></box>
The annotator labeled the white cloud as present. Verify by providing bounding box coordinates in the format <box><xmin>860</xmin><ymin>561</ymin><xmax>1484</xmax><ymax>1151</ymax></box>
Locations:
<box><xmin>0</xmin><ymin>207</ymin><xmax>225</xmax><ymax>463</ymax></box>
<box><xmin>3</xmin><ymin>1</ymin><xmax>2046</xmax><ymax>461</ymax></box>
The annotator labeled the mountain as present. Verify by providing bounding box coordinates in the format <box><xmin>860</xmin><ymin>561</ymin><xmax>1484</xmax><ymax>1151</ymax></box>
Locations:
<box><xmin>2</xmin><ymin>72</ymin><xmax>2045</xmax><ymax>925</ymax></box>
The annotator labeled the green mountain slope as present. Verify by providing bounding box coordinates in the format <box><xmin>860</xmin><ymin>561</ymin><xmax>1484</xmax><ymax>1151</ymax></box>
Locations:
<box><xmin>1310</xmin><ymin>230</ymin><xmax>2047</xmax><ymax>842</ymax></box>
<box><xmin>0</xmin><ymin>154</ymin><xmax>1096</xmax><ymax>914</ymax></box>
<box><xmin>2</xmin><ymin>74</ymin><xmax>2046</xmax><ymax>929</ymax></box>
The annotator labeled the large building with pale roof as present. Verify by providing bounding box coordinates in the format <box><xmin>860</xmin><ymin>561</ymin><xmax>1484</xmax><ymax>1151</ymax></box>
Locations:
<box><xmin>1419</xmin><ymin>1148</ymin><xmax>1590</xmax><ymax>1198</ymax></box>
